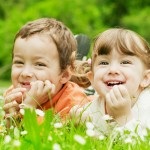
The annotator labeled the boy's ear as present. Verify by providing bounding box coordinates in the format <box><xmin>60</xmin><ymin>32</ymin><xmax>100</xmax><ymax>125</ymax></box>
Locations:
<box><xmin>60</xmin><ymin>68</ymin><xmax>71</xmax><ymax>84</ymax></box>
<box><xmin>87</xmin><ymin>71</ymin><xmax>94</xmax><ymax>84</ymax></box>
<box><xmin>140</xmin><ymin>69</ymin><xmax>150</xmax><ymax>88</ymax></box>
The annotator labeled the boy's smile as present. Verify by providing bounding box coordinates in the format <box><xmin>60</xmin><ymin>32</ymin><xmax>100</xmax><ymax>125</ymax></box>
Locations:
<box><xmin>19</xmin><ymin>81</ymin><xmax>31</xmax><ymax>90</ymax></box>
<box><xmin>12</xmin><ymin>35</ymin><xmax>64</xmax><ymax>95</ymax></box>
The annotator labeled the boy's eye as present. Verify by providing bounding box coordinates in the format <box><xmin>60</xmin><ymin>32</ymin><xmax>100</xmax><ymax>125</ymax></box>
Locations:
<box><xmin>99</xmin><ymin>61</ymin><xmax>109</xmax><ymax>65</ymax></box>
<box><xmin>13</xmin><ymin>60</ymin><xmax>24</xmax><ymax>64</ymax></box>
<box><xmin>36</xmin><ymin>62</ymin><xmax>46</xmax><ymax>66</ymax></box>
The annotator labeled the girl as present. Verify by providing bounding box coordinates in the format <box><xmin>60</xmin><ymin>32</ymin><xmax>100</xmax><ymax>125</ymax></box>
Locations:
<box><xmin>70</xmin><ymin>28</ymin><xmax>150</xmax><ymax>135</ymax></box>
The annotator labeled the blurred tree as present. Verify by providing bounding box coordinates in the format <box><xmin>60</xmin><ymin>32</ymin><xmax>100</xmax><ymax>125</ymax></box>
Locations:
<box><xmin>0</xmin><ymin>0</ymin><xmax>149</xmax><ymax>80</ymax></box>
<box><xmin>99</xmin><ymin>0</ymin><xmax>129</xmax><ymax>26</ymax></box>
<box><xmin>0</xmin><ymin>4</ymin><xmax>5</xmax><ymax>19</ymax></box>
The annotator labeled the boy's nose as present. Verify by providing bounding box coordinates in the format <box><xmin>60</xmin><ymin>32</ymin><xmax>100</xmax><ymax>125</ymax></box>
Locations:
<box><xmin>21</xmin><ymin>67</ymin><xmax>33</xmax><ymax>78</ymax></box>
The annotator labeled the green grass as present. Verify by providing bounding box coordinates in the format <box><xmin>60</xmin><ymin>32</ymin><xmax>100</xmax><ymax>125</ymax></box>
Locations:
<box><xmin>0</xmin><ymin>85</ymin><xmax>150</xmax><ymax>150</ymax></box>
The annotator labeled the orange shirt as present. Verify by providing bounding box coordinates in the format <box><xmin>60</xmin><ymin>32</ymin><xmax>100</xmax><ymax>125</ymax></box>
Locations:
<box><xmin>40</xmin><ymin>81</ymin><xmax>92</xmax><ymax>117</ymax></box>
<box><xmin>4</xmin><ymin>82</ymin><xmax>93</xmax><ymax>124</ymax></box>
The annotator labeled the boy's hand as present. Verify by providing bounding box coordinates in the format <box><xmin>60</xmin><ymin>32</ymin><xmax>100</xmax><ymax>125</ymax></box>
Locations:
<box><xmin>3</xmin><ymin>86</ymin><xmax>26</xmax><ymax>117</ymax></box>
<box><xmin>22</xmin><ymin>80</ymin><xmax>55</xmax><ymax>108</ymax></box>
<box><xmin>105</xmin><ymin>85</ymin><xmax>133</xmax><ymax>125</ymax></box>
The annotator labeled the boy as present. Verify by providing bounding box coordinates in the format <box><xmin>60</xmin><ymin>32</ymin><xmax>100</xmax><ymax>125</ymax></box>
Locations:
<box><xmin>3</xmin><ymin>18</ymin><xmax>91</xmax><ymax>124</ymax></box>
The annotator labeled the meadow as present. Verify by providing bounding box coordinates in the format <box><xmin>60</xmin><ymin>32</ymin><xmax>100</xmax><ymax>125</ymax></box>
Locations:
<box><xmin>0</xmin><ymin>81</ymin><xmax>150</xmax><ymax>150</ymax></box>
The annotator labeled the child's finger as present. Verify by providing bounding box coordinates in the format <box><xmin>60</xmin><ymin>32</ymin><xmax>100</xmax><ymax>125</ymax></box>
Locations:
<box><xmin>44</xmin><ymin>80</ymin><xmax>56</xmax><ymax>97</ymax></box>
<box><xmin>8</xmin><ymin>87</ymin><xmax>26</xmax><ymax>95</ymax></box>
<box><xmin>70</xmin><ymin>105</ymin><xmax>91</xmax><ymax>124</ymax></box>
<box><xmin>3</xmin><ymin>101</ymin><xmax>19</xmax><ymax>113</ymax></box>
<box><xmin>118</xmin><ymin>85</ymin><xmax>130</xmax><ymax>100</ymax></box>
<box><xmin>4</xmin><ymin>92</ymin><xmax>24</xmax><ymax>103</ymax></box>
<box><xmin>107</xmin><ymin>88</ymin><xmax>118</xmax><ymax>105</ymax></box>
<box><xmin>35</xmin><ymin>80</ymin><xmax>45</xmax><ymax>95</ymax></box>
<box><xmin>111</xmin><ymin>85</ymin><xmax>124</xmax><ymax>101</ymax></box>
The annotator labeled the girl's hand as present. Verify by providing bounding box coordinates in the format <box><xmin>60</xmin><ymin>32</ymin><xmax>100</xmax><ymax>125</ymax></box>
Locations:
<box><xmin>105</xmin><ymin>85</ymin><xmax>133</xmax><ymax>125</ymax></box>
<box><xmin>3</xmin><ymin>86</ymin><xmax>26</xmax><ymax>116</ymax></box>
<box><xmin>22</xmin><ymin>80</ymin><xmax>55</xmax><ymax>108</ymax></box>
<box><xmin>70</xmin><ymin>105</ymin><xmax>91</xmax><ymax>125</ymax></box>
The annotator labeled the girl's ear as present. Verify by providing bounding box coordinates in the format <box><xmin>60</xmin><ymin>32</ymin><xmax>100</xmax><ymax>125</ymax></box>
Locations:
<box><xmin>140</xmin><ymin>69</ymin><xmax>150</xmax><ymax>88</ymax></box>
<box><xmin>60</xmin><ymin>68</ymin><xmax>72</xmax><ymax>84</ymax></box>
<box><xmin>87</xmin><ymin>71</ymin><xmax>94</xmax><ymax>84</ymax></box>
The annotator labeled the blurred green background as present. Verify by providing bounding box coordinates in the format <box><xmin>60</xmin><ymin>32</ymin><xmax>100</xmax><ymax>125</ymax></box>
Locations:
<box><xmin>0</xmin><ymin>0</ymin><xmax>150</xmax><ymax>82</ymax></box>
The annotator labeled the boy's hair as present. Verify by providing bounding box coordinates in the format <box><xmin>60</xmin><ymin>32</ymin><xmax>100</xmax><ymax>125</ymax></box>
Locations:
<box><xmin>13</xmin><ymin>18</ymin><xmax>77</xmax><ymax>72</ymax></box>
<box><xmin>92</xmin><ymin>28</ymin><xmax>150</xmax><ymax>69</ymax></box>
<box><xmin>13</xmin><ymin>18</ymin><xmax>91</xmax><ymax>88</ymax></box>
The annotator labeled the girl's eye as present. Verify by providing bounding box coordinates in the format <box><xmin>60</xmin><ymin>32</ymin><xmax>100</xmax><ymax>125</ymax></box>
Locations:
<box><xmin>121</xmin><ymin>60</ymin><xmax>132</xmax><ymax>64</ymax></box>
<box><xmin>99</xmin><ymin>61</ymin><xmax>109</xmax><ymax>65</ymax></box>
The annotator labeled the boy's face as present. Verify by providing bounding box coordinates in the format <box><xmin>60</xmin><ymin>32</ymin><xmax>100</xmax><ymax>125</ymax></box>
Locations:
<box><xmin>12</xmin><ymin>35</ymin><xmax>69</xmax><ymax>95</ymax></box>
<box><xmin>90</xmin><ymin>49</ymin><xmax>149</xmax><ymax>99</ymax></box>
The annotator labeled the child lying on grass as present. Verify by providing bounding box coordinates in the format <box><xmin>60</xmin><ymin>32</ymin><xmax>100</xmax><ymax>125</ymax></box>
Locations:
<box><xmin>70</xmin><ymin>28</ymin><xmax>150</xmax><ymax>136</ymax></box>
<box><xmin>3</xmin><ymin>18</ymin><xmax>93</xmax><ymax>126</ymax></box>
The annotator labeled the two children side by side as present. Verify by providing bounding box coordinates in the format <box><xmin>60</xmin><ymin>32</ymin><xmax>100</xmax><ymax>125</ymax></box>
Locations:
<box><xmin>2</xmin><ymin>18</ymin><xmax>150</xmax><ymax>135</ymax></box>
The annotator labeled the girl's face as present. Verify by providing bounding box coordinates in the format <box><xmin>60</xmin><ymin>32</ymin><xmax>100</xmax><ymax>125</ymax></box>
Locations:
<box><xmin>90</xmin><ymin>49</ymin><xmax>149</xmax><ymax>99</ymax></box>
<box><xmin>12</xmin><ymin>35</ymin><xmax>70</xmax><ymax>95</ymax></box>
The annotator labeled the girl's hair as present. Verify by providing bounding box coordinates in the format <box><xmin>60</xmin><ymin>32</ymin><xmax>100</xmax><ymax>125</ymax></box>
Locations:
<box><xmin>70</xmin><ymin>60</ymin><xmax>91</xmax><ymax>88</ymax></box>
<box><xmin>92</xmin><ymin>28</ymin><xmax>150</xmax><ymax>69</ymax></box>
<box><xmin>13</xmin><ymin>18</ymin><xmax>91</xmax><ymax>88</ymax></box>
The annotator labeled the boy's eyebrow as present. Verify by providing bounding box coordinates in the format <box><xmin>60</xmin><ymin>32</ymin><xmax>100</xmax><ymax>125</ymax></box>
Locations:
<box><xmin>32</xmin><ymin>56</ymin><xmax>50</xmax><ymax>61</ymax></box>
<box><xmin>33</xmin><ymin>56</ymin><xmax>45</xmax><ymax>59</ymax></box>
<box><xmin>13</xmin><ymin>54</ymin><xmax>23</xmax><ymax>57</ymax></box>
<box><xmin>32</xmin><ymin>53</ymin><xmax>51</xmax><ymax>58</ymax></box>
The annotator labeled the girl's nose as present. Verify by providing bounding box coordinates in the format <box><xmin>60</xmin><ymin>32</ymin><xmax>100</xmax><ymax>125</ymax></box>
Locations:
<box><xmin>108</xmin><ymin>62</ymin><xmax>120</xmax><ymax>75</ymax></box>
